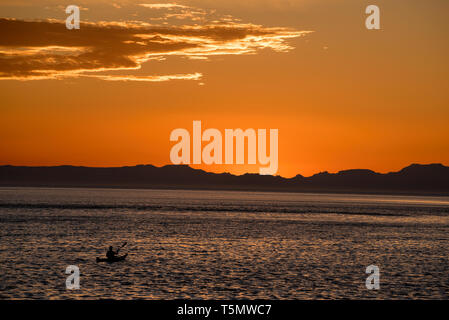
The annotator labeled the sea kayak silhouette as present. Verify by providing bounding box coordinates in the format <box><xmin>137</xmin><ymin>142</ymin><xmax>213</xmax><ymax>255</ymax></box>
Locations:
<box><xmin>96</xmin><ymin>242</ymin><xmax>128</xmax><ymax>263</ymax></box>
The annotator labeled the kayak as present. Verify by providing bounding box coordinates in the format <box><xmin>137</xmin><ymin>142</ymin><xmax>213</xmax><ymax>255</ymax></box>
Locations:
<box><xmin>96</xmin><ymin>253</ymin><xmax>128</xmax><ymax>263</ymax></box>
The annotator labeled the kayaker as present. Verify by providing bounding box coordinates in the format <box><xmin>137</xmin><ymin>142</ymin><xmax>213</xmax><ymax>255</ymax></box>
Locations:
<box><xmin>106</xmin><ymin>246</ymin><xmax>119</xmax><ymax>260</ymax></box>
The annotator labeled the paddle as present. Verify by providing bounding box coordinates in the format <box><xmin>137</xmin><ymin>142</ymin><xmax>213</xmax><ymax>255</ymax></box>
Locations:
<box><xmin>116</xmin><ymin>241</ymin><xmax>127</xmax><ymax>254</ymax></box>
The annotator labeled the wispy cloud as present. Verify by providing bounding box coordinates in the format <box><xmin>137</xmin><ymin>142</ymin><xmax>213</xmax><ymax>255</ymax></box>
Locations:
<box><xmin>87</xmin><ymin>72</ymin><xmax>203</xmax><ymax>82</ymax></box>
<box><xmin>139</xmin><ymin>3</ymin><xmax>190</xmax><ymax>10</ymax></box>
<box><xmin>0</xmin><ymin>9</ymin><xmax>310</xmax><ymax>82</ymax></box>
<box><xmin>140</xmin><ymin>3</ymin><xmax>218</xmax><ymax>23</ymax></box>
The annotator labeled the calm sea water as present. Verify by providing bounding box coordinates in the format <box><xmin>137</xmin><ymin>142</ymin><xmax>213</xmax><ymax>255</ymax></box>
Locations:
<box><xmin>1</xmin><ymin>187</ymin><xmax>449</xmax><ymax>299</ymax></box>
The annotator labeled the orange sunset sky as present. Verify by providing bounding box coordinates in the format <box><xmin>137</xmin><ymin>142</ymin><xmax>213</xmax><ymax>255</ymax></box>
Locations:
<box><xmin>1</xmin><ymin>0</ymin><xmax>448</xmax><ymax>177</ymax></box>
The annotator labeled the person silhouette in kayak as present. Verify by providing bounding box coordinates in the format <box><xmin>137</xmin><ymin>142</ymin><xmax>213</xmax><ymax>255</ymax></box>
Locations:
<box><xmin>106</xmin><ymin>246</ymin><xmax>118</xmax><ymax>260</ymax></box>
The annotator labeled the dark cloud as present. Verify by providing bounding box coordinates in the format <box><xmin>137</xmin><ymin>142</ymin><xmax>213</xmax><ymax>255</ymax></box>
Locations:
<box><xmin>0</xmin><ymin>18</ymin><xmax>309</xmax><ymax>81</ymax></box>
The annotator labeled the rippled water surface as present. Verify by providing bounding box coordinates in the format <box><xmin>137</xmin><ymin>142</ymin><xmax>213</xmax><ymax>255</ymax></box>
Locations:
<box><xmin>1</xmin><ymin>187</ymin><xmax>449</xmax><ymax>299</ymax></box>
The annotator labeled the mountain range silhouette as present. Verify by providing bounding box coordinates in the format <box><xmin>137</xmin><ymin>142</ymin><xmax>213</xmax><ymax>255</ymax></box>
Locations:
<box><xmin>1</xmin><ymin>163</ymin><xmax>448</xmax><ymax>195</ymax></box>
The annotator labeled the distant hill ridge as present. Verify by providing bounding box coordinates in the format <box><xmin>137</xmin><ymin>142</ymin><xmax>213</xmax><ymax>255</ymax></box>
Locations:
<box><xmin>1</xmin><ymin>163</ymin><xmax>448</xmax><ymax>195</ymax></box>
